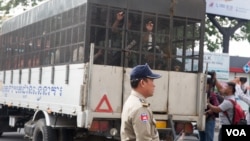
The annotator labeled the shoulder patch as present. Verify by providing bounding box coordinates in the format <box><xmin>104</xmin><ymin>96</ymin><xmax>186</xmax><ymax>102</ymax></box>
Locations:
<box><xmin>140</xmin><ymin>113</ymin><xmax>149</xmax><ymax>122</ymax></box>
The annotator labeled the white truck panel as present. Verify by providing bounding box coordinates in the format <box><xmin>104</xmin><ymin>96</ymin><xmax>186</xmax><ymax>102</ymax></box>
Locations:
<box><xmin>148</xmin><ymin>70</ymin><xmax>169</xmax><ymax>112</ymax></box>
<box><xmin>0</xmin><ymin>64</ymin><xmax>85</xmax><ymax>115</ymax></box>
<box><xmin>90</xmin><ymin>65</ymin><xmax>123</xmax><ymax>113</ymax></box>
<box><xmin>89</xmin><ymin>66</ymin><xmax>169</xmax><ymax>114</ymax></box>
<box><xmin>30</xmin><ymin>68</ymin><xmax>41</xmax><ymax>85</ymax></box>
<box><xmin>168</xmin><ymin>71</ymin><xmax>200</xmax><ymax>115</ymax></box>
<box><xmin>0</xmin><ymin>64</ymin><xmax>206</xmax><ymax>129</ymax></box>
<box><xmin>21</xmin><ymin>69</ymin><xmax>29</xmax><ymax>84</ymax></box>
<box><xmin>123</xmin><ymin>68</ymin><xmax>169</xmax><ymax>112</ymax></box>
<box><xmin>89</xmin><ymin>65</ymin><xmax>205</xmax><ymax>123</ymax></box>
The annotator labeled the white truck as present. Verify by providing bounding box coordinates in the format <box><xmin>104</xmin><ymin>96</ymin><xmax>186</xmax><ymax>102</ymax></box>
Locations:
<box><xmin>0</xmin><ymin>0</ymin><xmax>207</xmax><ymax>140</ymax></box>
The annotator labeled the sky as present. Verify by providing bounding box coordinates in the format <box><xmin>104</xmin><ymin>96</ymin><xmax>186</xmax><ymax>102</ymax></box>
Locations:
<box><xmin>228</xmin><ymin>40</ymin><xmax>250</xmax><ymax>57</ymax></box>
<box><xmin>207</xmin><ymin>40</ymin><xmax>250</xmax><ymax>57</ymax></box>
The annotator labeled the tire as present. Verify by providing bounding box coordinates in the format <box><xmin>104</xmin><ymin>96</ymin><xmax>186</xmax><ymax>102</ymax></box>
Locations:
<box><xmin>32</xmin><ymin>119</ymin><xmax>57</xmax><ymax>141</ymax></box>
<box><xmin>0</xmin><ymin>132</ymin><xmax>3</xmax><ymax>137</ymax></box>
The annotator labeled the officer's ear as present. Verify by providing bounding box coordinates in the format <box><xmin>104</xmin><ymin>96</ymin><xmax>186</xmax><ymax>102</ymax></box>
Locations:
<box><xmin>140</xmin><ymin>79</ymin><xmax>144</xmax><ymax>87</ymax></box>
<box><xmin>140</xmin><ymin>78</ymin><xmax>148</xmax><ymax>87</ymax></box>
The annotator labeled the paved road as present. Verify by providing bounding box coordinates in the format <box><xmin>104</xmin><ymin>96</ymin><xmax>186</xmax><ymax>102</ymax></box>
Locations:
<box><xmin>0</xmin><ymin>132</ymin><xmax>27</xmax><ymax>141</ymax></box>
<box><xmin>214</xmin><ymin>129</ymin><xmax>219</xmax><ymax>141</ymax></box>
<box><xmin>0</xmin><ymin>128</ymin><xmax>219</xmax><ymax>141</ymax></box>
<box><xmin>0</xmin><ymin>130</ymin><xmax>98</xmax><ymax>141</ymax></box>
<box><xmin>214</xmin><ymin>118</ymin><xmax>219</xmax><ymax>141</ymax></box>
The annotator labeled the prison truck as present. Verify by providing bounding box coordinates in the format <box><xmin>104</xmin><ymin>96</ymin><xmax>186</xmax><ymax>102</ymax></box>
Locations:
<box><xmin>0</xmin><ymin>0</ymin><xmax>206</xmax><ymax>140</ymax></box>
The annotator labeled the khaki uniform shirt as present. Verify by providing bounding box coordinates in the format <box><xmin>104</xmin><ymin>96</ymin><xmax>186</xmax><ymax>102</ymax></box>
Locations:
<box><xmin>120</xmin><ymin>90</ymin><xmax>159</xmax><ymax>141</ymax></box>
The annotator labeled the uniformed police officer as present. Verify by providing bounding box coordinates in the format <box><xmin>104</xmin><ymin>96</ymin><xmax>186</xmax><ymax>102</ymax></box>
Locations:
<box><xmin>120</xmin><ymin>63</ymin><xmax>161</xmax><ymax>141</ymax></box>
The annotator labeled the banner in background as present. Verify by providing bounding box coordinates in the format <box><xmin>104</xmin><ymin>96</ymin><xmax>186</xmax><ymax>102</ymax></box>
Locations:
<box><xmin>206</xmin><ymin>0</ymin><xmax>250</xmax><ymax>20</ymax></box>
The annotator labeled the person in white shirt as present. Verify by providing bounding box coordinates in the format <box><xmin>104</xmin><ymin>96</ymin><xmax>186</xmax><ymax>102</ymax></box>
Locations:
<box><xmin>207</xmin><ymin>74</ymin><xmax>236</xmax><ymax>141</ymax></box>
<box><xmin>233</xmin><ymin>77</ymin><xmax>250</xmax><ymax>124</ymax></box>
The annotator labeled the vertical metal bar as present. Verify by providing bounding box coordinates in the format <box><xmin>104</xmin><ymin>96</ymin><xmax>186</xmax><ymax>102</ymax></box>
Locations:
<box><xmin>65</xmin><ymin>64</ymin><xmax>70</xmax><ymax>84</ymax></box>
<box><xmin>3</xmin><ymin>71</ymin><xmax>6</xmax><ymax>84</ymax></box>
<box><xmin>51</xmin><ymin>66</ymin><xmax>55</xmax><ymax>84</ymax></box>
<box><xmin>196</xmin><ymin>72</ymin><xmax>206</xmax><ymax>131</ymax></box>
<box><xmin>39</xmin><ymin>67</ymin><xmax>42</xmax><ymax>84</ymax></box>
<box><xmin>168</xmin><ymin>0</ymin><xmax>174</xmax><ymax>71</ymax></box>
<box><xmin>87</xmin><ymin>43</ymin><xmax>94</xmax><ymax>106</ymax></box>
<box><xmin>168</xmin><ymin>115</ymin><xmax>177</xmax><ymax>140</ymax></box>
<box><xmin>28</xmin><ymin>68</ymin><xmax>31</xmax><ymax>84</ymax></box>
<box><xmin>10</xmin><ymin>70</ymin><xmax>13</xmax><ymax>84</ymax></box>
<box><xmin>199</xmin><ymin>0</ymin><xmax>206</xmax><ymax>72</ymax></box>
<box><xmin>85</xmin><ymin>43</ymin><xmax>95</xmax><ymax>128</ymax></box>
<box><xmin>19</xmin><ymin>69</ymin><xmax>22</xmax><ymax>84</ymax></box>
<box><xmin>196</xmin><ymin>63</ymin><xmax>208</xmax><ymax>131</ymax></box>
<box><xmin>181</xmin><ymin>19</ymin><xmax>187</xmax><ymax>71</ymax></box>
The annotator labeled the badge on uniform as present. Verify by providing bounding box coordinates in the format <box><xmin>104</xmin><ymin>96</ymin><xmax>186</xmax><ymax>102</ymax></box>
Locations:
<box><xmin>140</xmin><ymin>113</ymin><xmax>148</xmax><ymax>122</ymax></box>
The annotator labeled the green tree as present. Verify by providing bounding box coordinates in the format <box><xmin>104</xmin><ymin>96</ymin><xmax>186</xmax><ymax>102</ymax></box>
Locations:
<box><xmin>0</xmin><ymin>0</ymin><xmax>45</xmax><ymax>14</ymax></box>
<box><xmin>205</xmin><ymin>14</ymin><xmax>250</xmax><ymax>53</ymax></box>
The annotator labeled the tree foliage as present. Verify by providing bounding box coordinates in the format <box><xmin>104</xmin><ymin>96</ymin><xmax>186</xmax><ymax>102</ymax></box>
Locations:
<box><xmin>205</xmin><ymin>14</ymin><xmax>250</xmax><ymax>52</ymax></box>
<box><xmin>0</xmin><ymin>0</ymin><xmax>45</xmax><ymax>14</ymax></box>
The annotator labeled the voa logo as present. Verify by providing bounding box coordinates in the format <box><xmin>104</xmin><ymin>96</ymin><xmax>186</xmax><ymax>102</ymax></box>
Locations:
<box><xmin>226</xmin><ymin>129</ymin><xmax>246</xmax><ymax>136</ymax></box>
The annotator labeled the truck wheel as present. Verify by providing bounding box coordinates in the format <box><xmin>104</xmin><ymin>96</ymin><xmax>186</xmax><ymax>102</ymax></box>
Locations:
<box><xmin>32</xmin><ymin>119</ymin><xmax>57</xmax><ymax>141</ymax></box>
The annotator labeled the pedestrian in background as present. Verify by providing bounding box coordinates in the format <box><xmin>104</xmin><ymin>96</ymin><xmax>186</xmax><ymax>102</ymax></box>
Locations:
<box><xmin>207</xmin><ymin>74</ymin><xmax>236</xmax><ymax>141</ymax></box>
<box><xmin>233</xmin><ymin>77</ymin><xmax>250</xmax><ymax>124</ymax></box>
